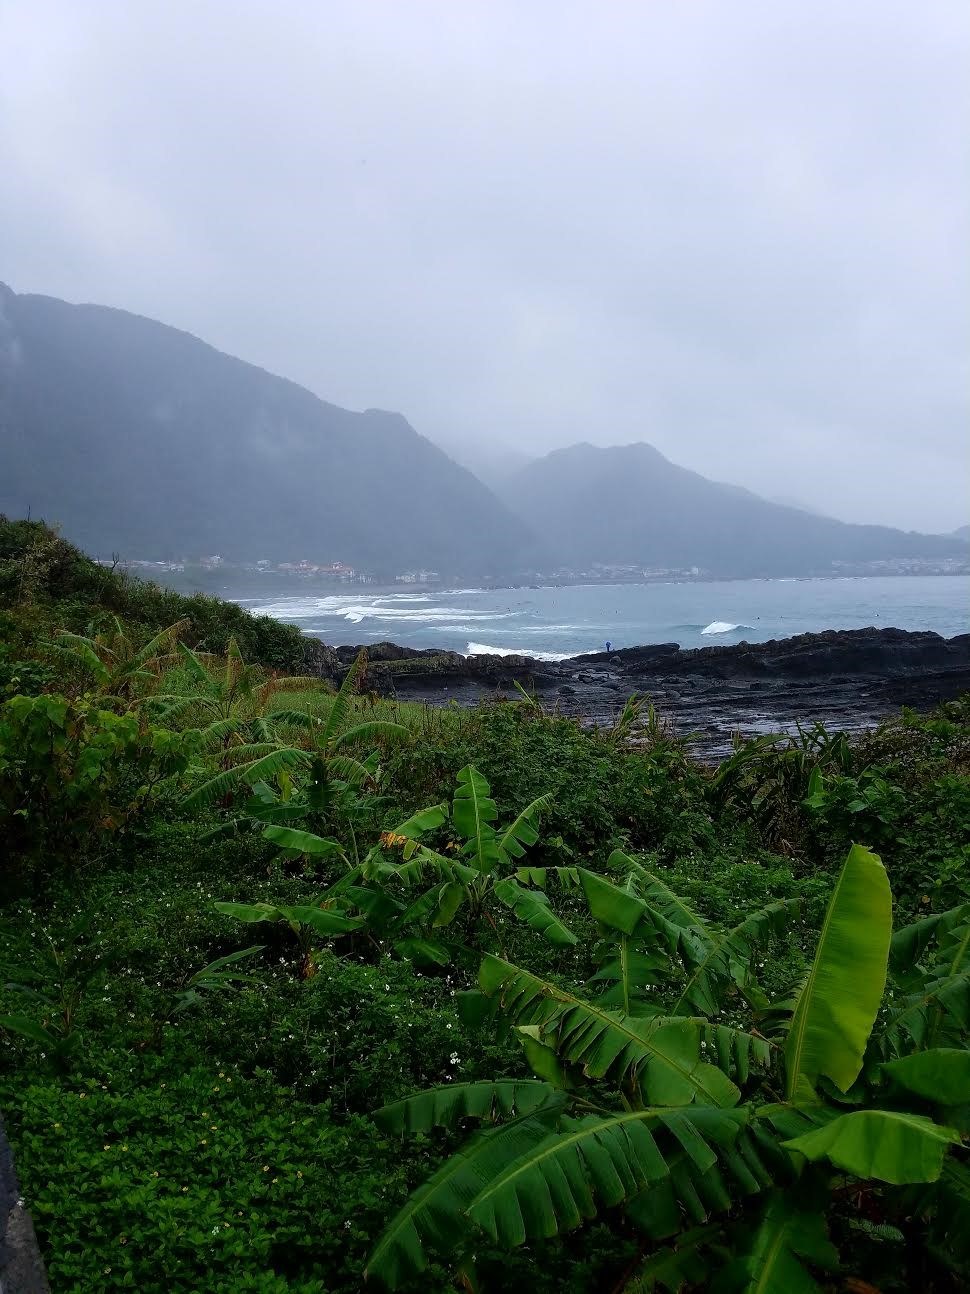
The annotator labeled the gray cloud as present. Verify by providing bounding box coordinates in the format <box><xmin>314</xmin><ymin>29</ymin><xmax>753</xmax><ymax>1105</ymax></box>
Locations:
<box><xmin>1</xmin><ymin>0</ymin><xmax>967</xmax><ymax>530</ymax></box>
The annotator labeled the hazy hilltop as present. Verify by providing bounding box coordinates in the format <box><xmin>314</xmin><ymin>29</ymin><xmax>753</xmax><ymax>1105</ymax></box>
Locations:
<box><xmin>500</xmin><ymin>442</ymin><xmax>967</xmax><ymax>577</ymax></box>
<box><xmin>0</xmin><ymin>283</ymin><xmax>536</xmax><ymax>576</ymax></box>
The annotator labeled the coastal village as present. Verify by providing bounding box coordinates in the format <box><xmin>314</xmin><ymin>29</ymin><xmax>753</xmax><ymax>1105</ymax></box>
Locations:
<box><xmin>101</xmin><ymin>552</ymin><xmax>970</xmax><ymax>590</ymax></box>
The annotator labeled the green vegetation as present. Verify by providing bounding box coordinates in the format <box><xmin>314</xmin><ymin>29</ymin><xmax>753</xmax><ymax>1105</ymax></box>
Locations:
<box><xmin>2</xmin><ymin>518</ymin><xmax>969</xmax><ymax>1292</ymax></box>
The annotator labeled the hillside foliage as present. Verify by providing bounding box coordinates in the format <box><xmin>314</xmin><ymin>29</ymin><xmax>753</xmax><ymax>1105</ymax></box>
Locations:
<box><xmin>1</xmin><ymin>524</ymin><xmax>969</xmax><ymax>1292</ymax></box>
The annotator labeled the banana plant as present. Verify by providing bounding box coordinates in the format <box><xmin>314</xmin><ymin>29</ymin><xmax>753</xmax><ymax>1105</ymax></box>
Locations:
<box><xmin>180</xmin><ymin>649</ymin><xmax>405</xmax><ymax>811</ymax></box>
<box><xmin>362</xmin><ymin>764</ymin><xmax>578</xmax><ymax>951</ymax></box>
<box><xmin>214</xmin><ymin>891</ymin><xmax>364</xmax><ymax>980</ymax></box>
<box><xmin>155</xmin><ymin>635</ymin><xmax>324</xmax><ymax>755</ymax></box>
<box><xmin>366</xmin><ymin>845</ymin><xmax>970</xmax><ymax>1292</ymax></box>
<box><xmin>580</xmin><ymin>852</ymin><xmax>801</xmax><ymax>1019</ymax></box>
<box><xmin>45</xmin><ymin>614</ymin><xmax>189</xmax><ymax>706</ymax></box>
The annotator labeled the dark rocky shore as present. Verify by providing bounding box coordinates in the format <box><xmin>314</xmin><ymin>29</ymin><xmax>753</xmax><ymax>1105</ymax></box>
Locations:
<box><xmin>303</xmin><ymin>627</ymin><xmax>970</xmax><ymax>758</ymax></box>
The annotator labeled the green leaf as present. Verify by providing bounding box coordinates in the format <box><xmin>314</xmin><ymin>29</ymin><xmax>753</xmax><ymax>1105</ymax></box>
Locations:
<box><xmin>727</xmin><ymin>1190</ymin><xmax>837</xmax><ymax>1293</ymax></box>
<box><xmin>623</xmin><ymin>855</ymin><xmax>707</xmax><ymax>930</ymax></box>
<box><xmin>467</xmin><ymin>1106</ymin><xmax>747</xmax><ymax>1247</ymax></box>
<box><xmin>365</xmin><ymin>1109</ymin><xmax>559</xmax><ymax>1289</ymax></box>
<box><xmin>452</xmin><ymin>765</ymin><xmax>501</xmax><ymax>870</ymax></box>
<box><xmin>0</xmin><ymin>1015</ymin><xmax>57</xmax><ymax>1046</ymax></box>
<box><xmin>784</xmin><ymin>844</ymin><xmax>892</xmax><ymax>1101</ymax></box>
<box><xmin>431</xmin><ymin>881</ymin><xmax>465</xmax><ymax>928</ymax></box>
<box><xmin>213</xmin><ymin>901</ymin><xmax>361</xmax><ymax>937</ymax></box>
<box><xmin>628</xmin><ymin>1225</ymin><xmax>717</xmax><ymax>1291</ymax></box>
<box><xmin>580</xmin><ymin>866</ymin><xmax>650</xmax><ymax>935</ymax></box>
<box><xmin>183</xmin><ymin>746</ymin><xmax>309</xmax><ymax>809</ymax></box>
<box><xmin>333</xmin><ymin>720</ymin><xmax>409</xmax><ymax>749</ymax></box>
<box><xmin>374</xmin><ymin>1079</ymin><xmax>561</xmax><ymax>1134</ymax></box>
<box><xmin>890</xmin><ymin>904</ymin><xmax>970</xmax><ymax>976</ymax></box>
<box><xmin>214</xmin><ymin>901</ymin><xmax>281</xmax><ymax>924</ymax></box>
<box><xmin>321</xmin><ymin>648</ymin><xmax>368</xmax><ymax>743</ymax></box>
<box><xmin>783</xmin><ymin>1110</ymin><xmax>960</xmax><ymax>1184</ymax></box>
<box><xmin>189</xmin><ymin>945</ymin><xmax>265</xmax><ymax>977</ymax></box>
<box><xmin>282</xmin><ymin>906</ymin><xmax>364</xmax><ymax>937</ymax></box>
<box><xmin>498</xmin><ymin>794</ymin><xmax>552</xmax><ymax>860</ymax></box>
<box><xmin>392</xmin><ymin>936</ymin><xmax>452</xmax><ymax>966</ymax></box>
<box><xmin>479</xmin><ymin>956</ymin><xmax>740</xmax><ymax>1107</ymax></box>
<box><xmin>881</xmin><ymin>1049</ymin><xmax>970</xmax><ymax>1105</ymax></box>
<box><xmin>262</xmin><ymin>825</ymin><xmax>345</xmax><ymax>858</ymax></box>
<box><xmin>390</xmin><ymin>803</ymin><xmax>449</xmax><ymax>838</ymax></box>
<box><xmin>517</xmin><ymin>1027</ymin><xmax>570</xmax><ymax>1089</ymax></box>
<box><xmin>493</xmin><ymin>878</ymin><xmax>578</xmax><ymax>946</ymax></box>
<box><xmin>672</xmin><ymin>899</ymin><xmax>800</xmax><ymax>1018</ymax></box>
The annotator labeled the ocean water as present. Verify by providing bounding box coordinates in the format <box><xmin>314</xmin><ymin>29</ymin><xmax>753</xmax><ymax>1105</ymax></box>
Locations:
<box><xmin>233</xmin><ymin>575</ymin><xmax>970</xmax><ymax>657</ymax></box>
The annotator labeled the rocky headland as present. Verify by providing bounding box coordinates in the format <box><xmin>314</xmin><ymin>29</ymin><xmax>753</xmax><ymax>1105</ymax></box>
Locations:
<box><xmin>302</xmin><ymin>627</ymin><xmax>970</xmax><ymax>757</ymax></box>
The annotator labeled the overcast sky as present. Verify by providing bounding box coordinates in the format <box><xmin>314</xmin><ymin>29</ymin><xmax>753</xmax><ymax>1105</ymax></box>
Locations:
<box><xmin>1</xmin><ymin>1</ymin><xmax>967</xmax><ymax>531</ymax></box>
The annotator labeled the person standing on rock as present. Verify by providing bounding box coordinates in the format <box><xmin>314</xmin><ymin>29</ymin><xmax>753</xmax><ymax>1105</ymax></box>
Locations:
<box><xmin>605</xmin><ymin>640</ymin><xmax>612</xmax><ymax>653</ymax></box>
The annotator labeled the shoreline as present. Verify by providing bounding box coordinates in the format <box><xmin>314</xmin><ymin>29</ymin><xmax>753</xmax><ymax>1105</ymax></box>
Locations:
<box><xmin>304</xmin><ymin>626</ymin><xmax>970</xmax><ymax>758</ymax></box>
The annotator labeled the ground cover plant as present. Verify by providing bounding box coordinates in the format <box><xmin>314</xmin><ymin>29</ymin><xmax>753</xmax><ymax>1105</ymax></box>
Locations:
<box><xmin>1</xmin><ymin>522</ymin><xmax>968</xmax><ymax>1291</ymax></box>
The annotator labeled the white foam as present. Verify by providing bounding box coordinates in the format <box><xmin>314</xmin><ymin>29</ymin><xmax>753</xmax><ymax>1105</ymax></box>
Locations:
<box><xmin>701</xmin><ymin>621</ymin><xmax>753</xmax><ymax>635</ymax></box>
<box><xmin>466</xmin><ymin>641</ymin><xmax>574</xmax><ymax>662</ymax></box>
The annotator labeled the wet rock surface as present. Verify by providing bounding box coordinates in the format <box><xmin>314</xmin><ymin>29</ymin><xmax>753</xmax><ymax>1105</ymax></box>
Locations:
<box><xmin>328</xmin><ymin>628</ymin><xmax>970</xmax><ymax>758</ymax></box>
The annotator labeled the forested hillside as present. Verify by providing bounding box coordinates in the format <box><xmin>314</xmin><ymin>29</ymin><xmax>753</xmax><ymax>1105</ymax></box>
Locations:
<box><xmin>0</xmin><ymin>283</ymin><xmax>537</xmax><ymax>576</ymax></box>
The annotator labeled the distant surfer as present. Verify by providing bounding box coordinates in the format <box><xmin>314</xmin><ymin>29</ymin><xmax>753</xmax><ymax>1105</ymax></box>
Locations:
<box><xmin>605</xmin><ymin>640</ymin><xmax>612</xmax><ymax>653</ymax></box>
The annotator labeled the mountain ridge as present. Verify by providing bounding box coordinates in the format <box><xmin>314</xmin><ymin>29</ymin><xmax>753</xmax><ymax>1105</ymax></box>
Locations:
<box><xmin>0</xmin><ymin>282</ymin><xmax>537</xmax><ymax>576</ymax></box>
<box><xmin>498</xmin><ymin>440</ymin><xmax>966</xmax><ymax>577</ymax></box>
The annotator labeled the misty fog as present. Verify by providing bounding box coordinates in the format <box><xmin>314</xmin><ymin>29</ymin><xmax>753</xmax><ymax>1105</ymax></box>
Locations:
<box><xmin>1</xmin><ymin>0</ymin><xmax>967</xmax><ymax>530</ymax></box>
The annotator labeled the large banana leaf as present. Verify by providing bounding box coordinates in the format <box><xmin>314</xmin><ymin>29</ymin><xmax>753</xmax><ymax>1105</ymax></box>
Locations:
<box><xmin>213</xmin><ymin>901</ymin><xmax>362</xmax><ymax>937</ymax></box>
<box><xmin>627</xmin><ymin>1224</ymin><xmax>717</xmax><ymax>1291</ymax></box>
<box><xmin>514</xmin><ymin>866</ymin><xmax>580</xmax><ymax>889</ymax></box>
<box><xmin>624</xmin><ymin>855</ymin><xmax>707</xmax><ymax>930</ymax></box>
<box><xmin>580</xmin><ymin>865</ymin><xmax>651</xmax><ymax>935</ymax></box>
<box><xmin>261</xmin><ymin>825</ymin><xmax>345</xmax><ymax>858</ymax></box>
<box><xmin>365</xmin><ymin>1106</ymin><xmax>561</xmax><ymax>1289</ymax></box>
<box><xmin>888</xmin><ymin>906</ymin><xmax>970</xmax><ymax>1053</ymax></box>
<box><xmin>386</xmin><ymin>803</ymin><xmax>449</xmax><ymax>839</ymax></box>
<box><xmin>467</xmin><ymin>1106</ymin><xmax>748</xmax><ymax>1247</ymax></box>
<box><xmin>183</xmin><ymin>746</ymin><xmax>309</xmax><ymax>808</ymax></box>
<box><xmin>591</xmin><ymin>946</ymin><xmax>668</xmax><ymax>1016</ymax></box>
<box><xmin>176</xmin><ymin>640</ymin><xmax>215</xmax><ymax>684</ymax></box>
<box><xmin>480</xmin><ymin>956</ymin><xmax>740</xmax><ymax>1107</ymax></box>
<box><xmin>884</xmin><ymin>971</ymin><xmax>970</xmax><ymax>1052</ymax></box>
<box><xmin>882</xmin><ymin>1049</ymin><xmax>970</xmax><ymax>1105</ymax></box>
<box><xmin>452</xmin><ymin>765</ymin><xmax>501</xmax><ymax>870</ymax></box>
<box><xmin>890</xmin><ymin>904</ymin><xmax>970</xmax><ymax>977</ymax></box>
<box><xmin>726</xmin><ymin>1190</ymin><xmax>837</xmax><ymax>1293</ymax></box>
<box><xmin>319</xmin><ymin>648</ymin><xmax>367</xmax><ymax>745</ymax></box>
<box><xmin>783</xmin><ymin>1109</ymin><xmax>960</xmax><ymax>1184</ymax></box>
<box><xmin>672</xmin><ymin>899</ymin><xmax>801</xmax><ymax>1017</ymax></box>
<box><xmin>333</xmin><ymin>720</ymin><xmax>409</xmax><ymax>749</ymax></box>
<box><xmin>48</xmin><ymin>631</ymin><xmax>111</xmax><ymax>683</ymax></box>
<box><xmin>374</xmin><ymin>1079</ymin><xmax>561</xmax><ymax>1134</ymax></box>
<box><xmin>129</xmin><ymin>617</ymin><xmax>190</xmax><ymax>671</ymax></box>
<box><xmin>492</xmin><ymin>878</ymin><xmax>578</xmax><ymax>946</ymax></box>
<box><xmin>783</xmin><ymin>844</ymin><xmax>891</xmax><ymax>1100</ymax></box>
<box><xmin>498</xmin><ymin>794</ymin><xmax>552</xmax><ymax>859</ymax></box>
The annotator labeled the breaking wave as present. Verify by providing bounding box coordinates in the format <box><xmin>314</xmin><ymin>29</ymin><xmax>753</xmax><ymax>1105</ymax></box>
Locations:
<box><xmin>701</xmin><ymin>621</ymin><xmax>754</xmax><ymax>635</ymax></box>
<box><xmin>466</xmin><ymin>641</ymin><xmax>574</xmax><ymax>662</ymax></box>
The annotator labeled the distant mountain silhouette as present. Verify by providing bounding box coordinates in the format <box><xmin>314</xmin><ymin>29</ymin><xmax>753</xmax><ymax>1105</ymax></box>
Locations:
<box><xmin>953</xmin><ymin>525</ymin><xmax>970</xmax><ymax>541</ymax></box>
<box><xmin>0</xmin><ymin>283</ymin><xmax>535</xmax><ymax>576</ymax></box>
<box><xmin>500</xmin><ymin>442</ymin><xmax>966</xmax><ymax>577</ymax></box>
